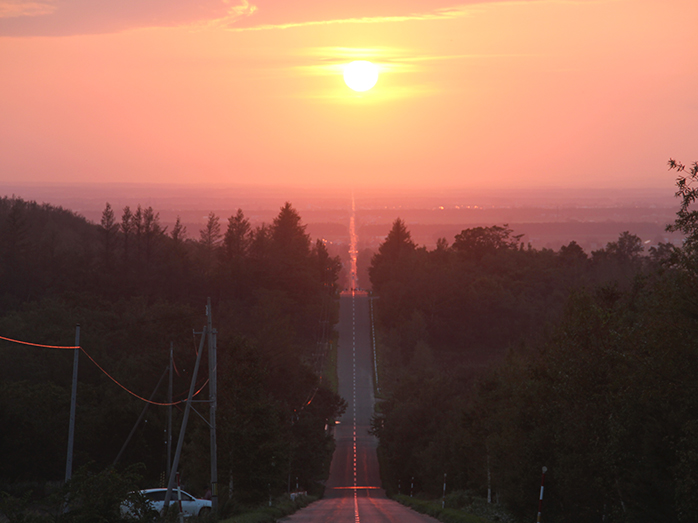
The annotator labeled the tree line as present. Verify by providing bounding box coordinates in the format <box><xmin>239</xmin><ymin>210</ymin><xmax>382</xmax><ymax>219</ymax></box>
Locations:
<box><xmin>370</xmin><ymin>161</ymin><xmax>698</xmax><ymax>522</ymax></box>
<box><xmin>0</xmin><ymin>198</ymin><xmax>345</xmax><ymax>517</ymax></box>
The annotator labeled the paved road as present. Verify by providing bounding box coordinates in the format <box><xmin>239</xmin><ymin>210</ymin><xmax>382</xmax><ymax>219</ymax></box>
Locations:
<box><xmin>281</xmin><ymin>293</ymin><xmax>437</xmax><ymax>523</ymax></box>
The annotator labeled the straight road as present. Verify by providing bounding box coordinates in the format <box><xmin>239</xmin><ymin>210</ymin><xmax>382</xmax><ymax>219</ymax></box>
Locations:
<box><xmin>281</xmin><ymin>292</ymin><xmax>437</xmax><ymax>523</ymax></box>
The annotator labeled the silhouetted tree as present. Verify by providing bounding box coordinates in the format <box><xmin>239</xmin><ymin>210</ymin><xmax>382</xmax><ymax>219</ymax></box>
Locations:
<box><xmin>0</xmin><ymin>199</ymin><xmax>30</xmax><ymax>295</ymax></box>
<box><xmin>132</xmin><ymin>205</ymin><xmax>143</xmax><ymax>265</ymax></box>
<box><xmin>141</xmin><ymin>206</ymin><xmax>165</xmax><ymax>265</ymax></box>
<box><xmin>271</xmin><ymin>202</ymin><xmax>311</xmax><ymax>261</ymax></box>
<box><xmin>667</xmin><ymin>158</ymin><xmax>698</xmax><ymax>244</ymax></box>
<box><xmin>171</xmin><ymin>215</ymin><xmax>186</xmax><ymax>245</ymax></box>
<box><xmin>667</xmin><ymin>158</ymin><xmax>698</xmax><ymax>273</ymax></box>
<box><xmin>199</xmin><ymin>212</ymin><xmax>222</xmax><ymax>250</ymax></box>
<box><xmin>199</xmin><ymin>212</ymin><xmax>222</xmax><ymax>278</ymax></box>
<box><xmin>120</xmin><ymin>205</ymin><xmax>133</xmax><ymax>268</ymax></box>
<box><xmin>452</xmin><ymin>225</ymin><xmax>521</xmax><ymax>262</ymax></box>
<box><xmin>604</xmin><ymin>230</ymin><xmax>643</xmax><ymax>264</ymax></box>
<box><xmin>369</xmin><ymin>218</ymin><xmax>416</xmax><ymax>294</ymax></box>
<box><xmin>558</xmin><ymin>240</ymin><xmax>588</xmax><ymax>265</ymax></box>
<box><xmin>99</xmin><ymin>202</ymin><xmax>119</xmax><ymax>270</ymax></box>
<box><xmin>222</xmin><ymin>209</ymin><xmax>251</xmax><ymax>263</ymax></box>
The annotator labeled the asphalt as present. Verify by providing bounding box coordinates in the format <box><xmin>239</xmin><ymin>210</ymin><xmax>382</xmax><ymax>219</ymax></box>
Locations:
<box><xmin>280</xmin><ymin>293</ymin><xmax>438</xmax><ymax>523</ymax></box>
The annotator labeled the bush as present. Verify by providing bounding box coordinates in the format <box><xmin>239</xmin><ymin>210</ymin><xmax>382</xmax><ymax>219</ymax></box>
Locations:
<box><xmin>219</xmin><ymin>494</ymin><xmax>317</xmax><ymax>523</ymax></box>
<box><xmin>393</xmin><ymin>494</ymin><xmax>509</xmax><ymax>523</ymax></box>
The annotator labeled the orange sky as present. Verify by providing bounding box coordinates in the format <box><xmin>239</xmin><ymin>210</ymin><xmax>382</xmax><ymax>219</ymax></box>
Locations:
<box><xmin>1</xmin><ymin>0</ymin><xmax>696</xmax><ymax>194</ymax></box>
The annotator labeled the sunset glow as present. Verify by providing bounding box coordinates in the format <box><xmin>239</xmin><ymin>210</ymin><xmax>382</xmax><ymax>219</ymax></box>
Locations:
<box><xmin>2</xmin><ymin>4</ymin><xmax>698</xmax><ymax>518</ymax></box>
<box><xmin>0</xmin><ymin>0</ymin><xmax>696</xmax><ymax>194</ymax></box>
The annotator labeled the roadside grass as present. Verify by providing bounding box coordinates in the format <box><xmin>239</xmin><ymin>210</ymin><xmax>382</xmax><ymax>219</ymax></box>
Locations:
<box><xmin>393</xmin><ymin>493</ymin><xmax>516</xmax><ymax>523</ymax></box>
<box><xmin>219</xmin><ymin>494</ymin><xmax>318</xmax><ymax>523</ymax></box>
<box><xmin>369</xmin><ymin>297</ymin><xmax>386</xmax><ymax>401</ymax></box>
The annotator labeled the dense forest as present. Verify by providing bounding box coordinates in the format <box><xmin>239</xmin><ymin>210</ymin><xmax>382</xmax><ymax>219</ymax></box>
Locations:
<box><xmin>370</xmin><ymin>161</ymin><xmax>698</xmax><ymax>522</ymax></box>
<box><xmin>0</xmin><ymin>199</ymin><xmax>346</xmax><ymax>516</ymax></box>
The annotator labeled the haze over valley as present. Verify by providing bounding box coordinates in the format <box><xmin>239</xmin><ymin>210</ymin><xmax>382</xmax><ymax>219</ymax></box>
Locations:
<box><xmin>3</xmin><ymin>181</ymin><xmax>684</xmax><ymax>283</ymax></box>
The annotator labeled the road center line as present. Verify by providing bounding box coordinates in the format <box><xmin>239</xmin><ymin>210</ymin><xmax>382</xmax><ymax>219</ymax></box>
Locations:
<box><xmin>352</xmin><ymin>295</ymin><xmax>360</xmax><ymax>522</ymax></box>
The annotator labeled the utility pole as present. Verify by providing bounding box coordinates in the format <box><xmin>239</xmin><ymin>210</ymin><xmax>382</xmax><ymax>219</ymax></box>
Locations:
<box><xmin>207</xmin><ymin>298</ymin><xmax>219</xmax><ymax>516</ymax></box>
<box><xmin>163</xmin><ymin>329</ymin><xmax>206</xmax><ymax>514</ymax></box>
<box><xmin>114</xmin><ymin>366</ymin><xmax>168</xmax><ymax>466</ymax></box>
<box><xmin>167</xmin><ymin>342</ymin><xmax>173</xmax><ymax>481</ymax></box>
<box><xmin>65</xmin><ymin>324</ymin><xmax>80</xmax><ymax>484</ymax></box>
<box><xmin>163</xmin><ymin>300</ymin><xmax>219</xmax><ymax>518</ymax></box>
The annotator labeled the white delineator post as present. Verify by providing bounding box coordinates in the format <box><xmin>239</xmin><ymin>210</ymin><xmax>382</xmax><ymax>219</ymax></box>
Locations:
<box><xmin>177</xmin><ymin>472</ymin><xmax>184</xmax><ymax>523</ymax></box>
<box><xmin>441</xmin><ymin>473</ymin><xmax>447</xmax><ymax>509</ymax></box>
<box><xmin>537</xmin><ymin>466</ymin><xmax>547</xmax><ymax>523</ymax></box>
<box><xmin>487</xmin><ymin>452</ymin><xmax>492</xmax><ymax>504</ymax></box>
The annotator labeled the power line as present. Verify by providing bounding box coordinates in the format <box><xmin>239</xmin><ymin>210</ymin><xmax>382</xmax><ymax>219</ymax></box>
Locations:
<box><xmin>1</xmin><ymin>333</ymin><xmax>206</xmax><ymax>406</ymax></box>
<box><xmin>79</xmin><ymin>346</ymin><xmax>208</xmax><ymax>406</ymax></box>
<box><xmin>0</xmin><ymin>334</ymin><xmax>78</xmax><ymax>349</ymax></box>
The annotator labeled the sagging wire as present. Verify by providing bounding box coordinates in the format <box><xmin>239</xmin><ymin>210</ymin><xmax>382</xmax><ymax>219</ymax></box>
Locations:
<box><xmin>0</xmin><ymin>335</ymin><xmax>78</xmax><ymax>349</ymax></box>
<box><xmin>80</xmin><ymin>347</ymin><xmax>209</xmax><ymax>406</ymax></box>
<box><xmin>1</xmin><ymin>333</ymin><xmax>207</xmax><ymax>407</ymax></box>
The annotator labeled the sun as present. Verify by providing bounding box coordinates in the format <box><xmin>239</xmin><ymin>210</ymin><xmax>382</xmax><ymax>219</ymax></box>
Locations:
<box><xmin>343</xmin><ymin>61</ymin><xmax>379</xmax><ymax>92</ymax></box>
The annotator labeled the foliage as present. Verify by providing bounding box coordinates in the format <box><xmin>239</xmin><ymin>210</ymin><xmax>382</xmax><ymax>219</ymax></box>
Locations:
<box><xmin>667</xmin><ymin>159</ymin><xmax>698</xmax><ymax>271</ymax></box>
<box><xmin>0</xmin><ymin>198</ymin><xmax>344</xmax><ymax>516</ymax></box>
<box><xmin>393</xmin><ymin>494</ymin><xmax>499</xmax><ymax>523</ymax></box>
<box><xmin>369</xmin><ymin>220</ymin><xmax>624</xmax><ymax>368</ymax></box>
<box><xmin>368</xmin><ymin>218</ymin><xmax>416</xmax><ymax>295</ymax></box>
<box><xmin>218</xmin><ymin>494</ymin><xmax>317</xmax><ymax>523</ymax></box>
<box><xmin>667</xmin><ymin>159</ymin><xmax>698</xmax><ymax>241</ymax></box>
<box><xmin>58</xmin><ymin>464</ymin><xmax>146</xmax><ymax>523</ymax></box>
<box><xmin>0</xmin><ymin>490</ymin><xmax>46</xmax><ymax>523</ymax></box>
<box><xmin>369</xmin><ymin>184</ymin><xmax>698</xmax><ymax>522</ymax></box>
<box><xmin>452</xmin><ymin>225</ymin><xmax>522</xmax><ymax>262</ymax></box>
<box><xmin>0</xmin><ymin>464</ymin><xmax>151</xmax><ymax>523</ymax></box>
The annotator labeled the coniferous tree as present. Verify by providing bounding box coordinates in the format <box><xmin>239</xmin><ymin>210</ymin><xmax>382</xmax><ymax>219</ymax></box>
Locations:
<box><xmin>132</xmin><ymin>204</ymin><xmax>143</xmax><ymax>265</ymax></box>
<box><xmin>141</xmin><ymin>206</ymin><xmax>165</xmax><ymax>265</ymax></box>
<box><xmin>120</xmin><ymin>205</ymin><xmax>133</xmax><ymax>268</ymax></box>
<box><xmin>199</xmin><ymin>212</ymin><xmax>222</xmax><ymax>250</ymax></box>
<box><xmin>171</xmin><ymin>215</ymin><xmax>186</xmax><ymax>244</ymax></box>
<box><xmin>369</xmin><ymin>218</ymin><xmax>416</xmax><ymax>294</ymax></box>
<box><xmin>222</xmin><ymin>209</ymin><xmax>251</xmax><ymax>263</ymax></box>
<box><xmin>199</xmin><ymin>212</ymin><xmax>222</xmax><ymax>279</ymax></box>
<box><xmin>99</xmin><ymin>202</ymin><xmax>119</xmax><ymax>270</ymax></box>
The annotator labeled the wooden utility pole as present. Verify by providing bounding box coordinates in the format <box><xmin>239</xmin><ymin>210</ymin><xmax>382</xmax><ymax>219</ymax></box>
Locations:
<box><xmin>65</xmin><ymin>324</ymin><xmax>80</xmax><ymax>483</ymax></box>
<box><xmin>113</xmin><ymin>366</ymin><xmax>168</xmax><ymax>466</ymax></box>
<box><xmin>163</xmin><ymin>329</ymin><xmax>206</xmax><ymax>514</ymax></box>
<box><xmin>207</xmin><ymin>298</ymin><xmax>219</xmax><ymax>516</ymax></box>
<box><xmin>167</xmin><ymin>342</ymin><xmax>173</xmax><ymax>481</ymax></box>
<box><xmin>162</xmin><ymin>300</ymin><xmax>219</xmax><ymax>519</ymax></box>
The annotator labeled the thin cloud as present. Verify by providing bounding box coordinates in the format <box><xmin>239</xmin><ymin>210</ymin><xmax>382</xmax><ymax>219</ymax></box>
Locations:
<box><xmin>287</xmin><ymin>46</ymin><xmax>509</xmax><ymax>103</ymax></box>
<box><xmin>295</xmin><ymin>83</ymin><xmax>441</xmax><ymax>103</ymax></box>
<box><xmin>225</xmin><ymin>9</ymin><xmax>470</xmax><ymax>32</ymax></box>
<box><xmin>280</xmin><ymin>41</ymin><xmax>564</xmax><ymax>104</ymax></box>
<box><xmin>0</xmin><ymin>0</ymin><xmax>56</xmax><ymax>18</ymax></box>
<box><xmin>222</xmin><ymin>0</ymin><xmax>605</xmax><ymax>32</ymax></box>
<box><xmin>0</xmin><ymin>0</ymin><xmax>235</xmax><ymax>36</ymax></box>
<box><xmin>0</xmin><ymin>0</ymin><xmax>596</xmax><ymax>37</ymax></box>
<box><xmin>292</xmin><ymin>46</ymin><xmax>532</xmax><ymax>77</ymax></box>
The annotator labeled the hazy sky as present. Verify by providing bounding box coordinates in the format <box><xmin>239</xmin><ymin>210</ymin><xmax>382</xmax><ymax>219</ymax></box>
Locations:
<box><xmin>1</xmin><ymin>0</ymin><xmax>696</xmax><ymax>194</ymax></box>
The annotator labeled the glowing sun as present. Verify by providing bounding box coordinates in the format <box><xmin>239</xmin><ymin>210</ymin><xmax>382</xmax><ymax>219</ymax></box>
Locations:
<box><xmin>343</xmin><ymin>61</ymin><xmax>379</xmax><ymax>92</ymax></box>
